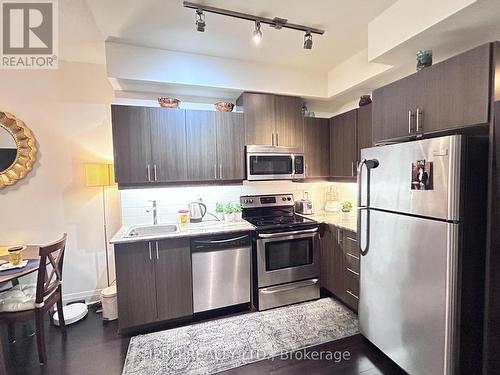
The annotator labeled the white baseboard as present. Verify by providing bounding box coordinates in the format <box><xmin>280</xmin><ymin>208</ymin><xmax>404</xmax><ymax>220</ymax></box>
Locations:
<box><xmin>63</xmin><ymin>289</ymin><xmax>103</xmax><ymax>305</ymax></box>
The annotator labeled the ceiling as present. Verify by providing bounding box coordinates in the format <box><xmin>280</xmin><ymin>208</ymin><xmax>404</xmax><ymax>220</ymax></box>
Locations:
<box><xmin>86</xmin><ymin>0</ymin><xmax>397</xmax><ymax>73</ymax></box>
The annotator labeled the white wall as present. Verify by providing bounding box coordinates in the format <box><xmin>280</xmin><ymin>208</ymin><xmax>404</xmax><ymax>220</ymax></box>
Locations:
<box><xmin>0</xmin><ymin>61</ymin><xmax>121</xmax><ymax>302</ymax></box>
<box><xmin>120</xmin><ymin>181</ymin><xmax>357</xmax><ymax>226</ymax></box>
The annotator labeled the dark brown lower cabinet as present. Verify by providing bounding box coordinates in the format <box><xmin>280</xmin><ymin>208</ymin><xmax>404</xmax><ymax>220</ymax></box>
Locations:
<box><xmin>115</xmin><ymin>238</ymin><xmax>193</xmax><ymax>331</ymax></box>
<box><xmin>155</xmin><ymin>239</ymin><xmax>193</xmax><ymax>321</ymax></box>
<box><xmin>320</xmin><ymin>224</ymin><xmax>359</xmax><ymax>312</ymax></box>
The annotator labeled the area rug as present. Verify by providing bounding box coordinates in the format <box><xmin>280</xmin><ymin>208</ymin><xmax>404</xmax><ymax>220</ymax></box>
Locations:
<box><xmin>122</xmin><ymin>298</ymin><xmax>358</xmax><ymax>375</ymax></box>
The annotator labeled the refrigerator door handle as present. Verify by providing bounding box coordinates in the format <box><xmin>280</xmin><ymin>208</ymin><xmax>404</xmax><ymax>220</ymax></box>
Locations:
<box><xmin>357</xmin><ymin>158</ymin><xmax>379</xmax><ymax>256</ymax></box>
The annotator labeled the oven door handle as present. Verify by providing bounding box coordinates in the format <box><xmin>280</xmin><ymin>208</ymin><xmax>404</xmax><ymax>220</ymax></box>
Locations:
<box><xmin>258</xmin><ymin>227</ymin><xmax>318</xmax><ymax>238</ymax></box>
<box><xmin>260</xmin><ymin>278</ymin><xmax>319</xmax><ymax>294</ymax></box>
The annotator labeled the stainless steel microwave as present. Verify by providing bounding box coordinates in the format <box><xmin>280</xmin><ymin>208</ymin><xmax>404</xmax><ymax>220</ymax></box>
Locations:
<box><xmin>246</xmin><ymin>145</ymin><xmax>305</xmax><ymax>181</ymax></box>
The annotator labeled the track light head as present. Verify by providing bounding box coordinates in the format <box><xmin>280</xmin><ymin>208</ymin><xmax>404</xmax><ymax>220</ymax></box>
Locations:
<box><xmin>196</xmin><ymin>9</ymin><xmax>206</xmax><ymax>32</ymax></box>
<box><xmin>253</xmin><ymin>20</ymin><xmax>262</xmax><ymax>44</ymax></box>
<box><xmin>304</xmin><ymin>31</ymin><xmax>312</xmax><ymax>49</ymax></box>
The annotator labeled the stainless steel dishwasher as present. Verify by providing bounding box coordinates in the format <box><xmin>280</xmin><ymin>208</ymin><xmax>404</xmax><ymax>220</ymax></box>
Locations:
<box><xmin>191</xmin><ymin>233</ymin><xmax>251</xmax><ymax>313</ymax></box>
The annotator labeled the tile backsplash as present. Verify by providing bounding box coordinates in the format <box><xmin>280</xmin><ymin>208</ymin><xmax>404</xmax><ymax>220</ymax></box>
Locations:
<box><xmin>120</xmin><ymin>181</ymin><xmax>357</xmax><ymax>226</ymax></box>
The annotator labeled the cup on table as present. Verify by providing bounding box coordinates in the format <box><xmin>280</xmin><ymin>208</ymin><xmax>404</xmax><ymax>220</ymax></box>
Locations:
<box><xmin>8</xmin><ymin>246</ymin><xmax>24</xmax><ymax>266</ymax></box>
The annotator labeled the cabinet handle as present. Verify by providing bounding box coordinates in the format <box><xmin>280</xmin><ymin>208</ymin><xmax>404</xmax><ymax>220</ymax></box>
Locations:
<box><xmin>352</xmin><ymin>161</ymin><xmax>356</xmax><ymax>177</ymax></box>
<box><xmin>148</xmin><ymin>242</ymin><xmax>152</xmax><ymax>260</ymax></box>
<box><xmin>219</xmin><ymin>164</ymin><xmax>222</xmax><ymax>180</ymax></box>
<box><xmin>153</xmin><ymin>164</ymin><xmax>157</xmax><ymax>181</ymax></box>
<box><xmin>155</xmin><ymin>241</ymin><xmax>159</xmax><ymax>259</ymax></box>
<box><xmin>416</xmin><ymin>108</ymin><xmax>423</xmax><ymax>133</ymax></box>
<box><xmin>271</xmin><ymin>133</ymin><xmax>275</xmax><ymax>146</ymax></box>
<box><xmin>305</xmin><ymin>164</ymin><xmax>308</xmax><ymax>178</ymax></box>
<box><xmin>347</xmin><ymin>267</ymin><xmax>360</xmax><ymax>276</ymax></box>
<box><xmin>408</xmin><ymin>110</ymin><xmax>414</xmax><ymax>134</ymax></box>
<box><xmin>346</xmin><ymin>290</ymin><xmax>359</xmax><ymax>300</ymax></box>
<box><xmin>214</xmin><ymin>164</ymin><xmax>217</xmax><ymax>179</ymax></box>
<box><xmin>337</xmin><ymin>228</ymin><xmax>341</xmax><ymax>244</ymax></box>
<box><xmin>275</xmin><ymin>132</ymin><xmax>279</xmax><ymax>146</ymax></box>
<box><xmin>147</xmin><ymin>165</ymin><xmax>151</xmax><ymax>182</ymax></box>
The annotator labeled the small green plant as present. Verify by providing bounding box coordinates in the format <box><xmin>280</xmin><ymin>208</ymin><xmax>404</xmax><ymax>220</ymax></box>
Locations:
<box><xmin>341</xmin><ymin>201</ymin><xmax>353</xmax><ymax>213</ymax></box>
<box><xmin>215</xmin><ymin>203</ymin><xmax>225</xmax><ymax>214</ymax></box>
<box><xmin>232</xmin><ymin>202</ymin><xmax>242</xmax><ymax>213</ymax></box>
<box><xmin>224</xmin><ymin>203</ymin><xmax>235</xmax><ymax>214</ymax></box>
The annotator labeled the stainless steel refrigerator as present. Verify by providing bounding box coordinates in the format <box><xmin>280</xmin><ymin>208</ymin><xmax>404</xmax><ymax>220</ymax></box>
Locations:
<box><xmin>357</xmin><ymin>134</ymin><xmax>488</xmax><ymax>375</ymax></box>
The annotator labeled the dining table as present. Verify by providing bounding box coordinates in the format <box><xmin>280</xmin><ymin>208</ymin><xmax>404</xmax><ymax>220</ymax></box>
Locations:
<box><xmin>0</xmin><ymin>245</ymin><xmax>40</xmax><ymax>375</ymax></box>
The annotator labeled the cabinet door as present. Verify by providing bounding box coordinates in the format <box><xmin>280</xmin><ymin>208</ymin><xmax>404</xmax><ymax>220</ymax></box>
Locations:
<box><xmin>185</xmin><ymin>110</ymin><xmax>218</xmax><ymax>181</ymax></box>
<box><xmin>216</xmin><ymin>112</ymin><xmax>245</xmax><ymax>180</ymax></box>
<box><xmin>155</xmin><ymin>239</ymin><xmax>193</xmax><ymax>320</ymax></box>
<box><xmin>150</xmin><ymin>108</ymin><xmax>188</xmax><ymax>182</ymax></box>
<box><xmin>330</xmin><ymin>110</ymin><xmax>357</xmax><ymax>178</ymax></box>
<box><xmin>416</xmin><ymin>44</ymin><xmax>490</xmax><ymax>134</ymax></box>
<box><xmin>320</xmin><ymin>225</ymin><xmax>344</xmax><ymax>296</ymax></box>
<box><xmin>372</xmin><ymin>74</ymin><xmax>418</xmax><ymax>144</ymax></box>
<box><xmin>304</xmin><ymin>117</ymin><xmax>330</xmax><ymax>178</ymax></box>
<box><xmin>357</xmin><ymin>104</ymin><xmax>372</xmax><ymax>161</ymax></box>
<box><xmin>115</xmin><ymin>242</ymin><xmax>157</xmax><ymax>330</ymax></box>
<box><xmin>111</xmin><ymin>105</ymin><xmax>152</xmax><ymax>184</ymax></box>
<box><xmin>275</xmin><ymin>96</ymin><xmax>304</xmax><ymax>150</ymax></box>
<box><xmin>320</xmin><ymin>224</ymin><xmax>335</xmax><ymax>291</ymax></box>
<box><xmin>241</xmin><ymin>93</ymin><xmax>276</xmax><ymax>145</ymax></box>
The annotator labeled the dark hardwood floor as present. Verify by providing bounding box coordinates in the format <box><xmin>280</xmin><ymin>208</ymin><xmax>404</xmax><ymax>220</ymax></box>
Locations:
<box><xmin>2</xmin><ymin>310</ymin><xmax>405</xmax><ymax>375</ymax></box>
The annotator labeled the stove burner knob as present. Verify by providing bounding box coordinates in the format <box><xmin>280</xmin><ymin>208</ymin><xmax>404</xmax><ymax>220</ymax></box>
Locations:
<box><xmin>282</xmin><ymin>197</ymin><xmax>287</xmax><ymax>201</ymax></box>
<box><xmin>287</xmin><ymin>197</ymin><xmax>291</xmax><ymax>201</ymax></box>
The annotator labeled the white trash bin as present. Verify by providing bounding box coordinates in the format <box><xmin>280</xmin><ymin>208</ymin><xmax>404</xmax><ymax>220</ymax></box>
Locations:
<box><xmin>101</xmin><ymin>285</ymin><xmax>118</xmax><ymax>321</ymax></box>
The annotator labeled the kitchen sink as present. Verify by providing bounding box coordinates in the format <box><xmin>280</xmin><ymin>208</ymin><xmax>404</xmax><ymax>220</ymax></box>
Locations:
<box><xmin>127</xmin><ymin>224</ymin><xmax>178</xmax><ymax>237</ymax></box>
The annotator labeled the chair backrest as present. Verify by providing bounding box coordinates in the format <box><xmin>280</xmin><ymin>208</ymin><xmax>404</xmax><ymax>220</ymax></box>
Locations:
<box><xmin>35</xmin><ymin>234</ymin><xmax>67</xmax><ymax>305</ymax></box>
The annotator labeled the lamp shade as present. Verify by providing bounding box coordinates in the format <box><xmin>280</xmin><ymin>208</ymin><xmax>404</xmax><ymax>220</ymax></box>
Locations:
<box><xmin>85</xmin><ymin>163</ymin><xmax>115</xmax><ymax>187</ymax></box>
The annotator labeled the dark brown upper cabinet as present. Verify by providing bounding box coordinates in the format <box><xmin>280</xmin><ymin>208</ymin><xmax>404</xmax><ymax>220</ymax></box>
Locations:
<box><xmin>185</xmin><ymin>110</ymin><xmax>218</xmax><ymax>181</ymax></box>
<box><xmin>150</xmin><ymin>108</ymin><xmax>188</xmax><ymax>182</ymax></box>
<box><xmin>185</xmin><ymin>110</ymin><xmax>245</xmax><ymax>181</ymax></box>
<box><xmin>274</xmin><ymin>95</ymin><xmax>304</xmax><ymax>149</ymax></box>
<box><xmin>237</xmin><ymin>92</ymin><xmax>304</xmax><ymax>150</ymax></box>
<box><xmin>357</xmin><ymin>104</ymin><xmax>373</xmax><ymax>160</ymax></box>
<box><xmin>330</xmin><ymin>109</ymin><xmax>357</xmax><ymax>179</ymax></box>
<box><xmin>304</xmin><ymin>117</ymin><xmax>330</xmax><ymax>178</ymax></box>
<box><xmin>216</xmin><ymin>112</ymin><xmax>245</xmax><ymax>180</ymax></box>
<box><xmin>112</xmin><ymin>106</ymin><xmax>245</xmax><ymax>185</ymax></box>
<box><xmin>373</xmin><ymin>44</ymin><xmax>491</xmax><ymax>144</ymax></box>
<box><xmin>112</xmin><ymin>105</ymin><xmax>187</xmax><ymax>184</ymax></box>
<box><xmin>111</xmin><ymin>105</ymin><xmax>153</xmax><ymax>184</ymax></box>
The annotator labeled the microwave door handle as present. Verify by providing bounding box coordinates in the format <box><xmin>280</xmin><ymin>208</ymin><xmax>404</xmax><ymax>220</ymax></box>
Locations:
<box><xmin>291</xmin><ymin>154</ymin><xmax>295</xmax><ymax>177</ymax></box>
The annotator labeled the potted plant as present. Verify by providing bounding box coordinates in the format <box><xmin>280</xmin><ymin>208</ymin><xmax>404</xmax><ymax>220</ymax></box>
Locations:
<box><xmin>223</xmin><ymin>203</ymin><xmax>235</xmax><ymax>222</ymax></box>
<box><xmin>232</xmin><ymin>203</ymin><xmax>242</xmax><ymax>222</ymax></box>
<box><xmin>215</xmin><ymin>202</ymin><xmax>225</xmax><ymax>221</ymax></box>
<box><xmin>341</xmin><ymin>201</ymin><xmax>353</xmax><ymax>221</ymax></box>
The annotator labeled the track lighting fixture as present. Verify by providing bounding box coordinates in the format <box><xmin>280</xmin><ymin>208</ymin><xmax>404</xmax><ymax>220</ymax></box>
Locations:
<box><xmin>253</xmin><ymin>20</ymin><xmax>262</xmax><ymax>44</ymax></box>
<box><xmin>196</xmin><ymin>9</ymin><xmax>205</xmax><ymax>32</ymax></box>
<box><xmin>303</xmin><ymin>31</ymin><xmax>312</xmax><ymax>50</ymax></box>
<box><xmin>184</xmin><ymin>1</ymin><xmax>324</xmax><ymax>49</ymax></box>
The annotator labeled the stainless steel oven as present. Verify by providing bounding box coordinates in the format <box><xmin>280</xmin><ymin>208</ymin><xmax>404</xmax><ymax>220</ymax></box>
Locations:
<box><xmin>246</xmin><ymin>145</ymin><xmax>305</xmax><ymax>181</ymax></box>
<box><xmin>255</xmin><ymin>227</ymin><xmax>320</xmax><ymax>310</ymax></box>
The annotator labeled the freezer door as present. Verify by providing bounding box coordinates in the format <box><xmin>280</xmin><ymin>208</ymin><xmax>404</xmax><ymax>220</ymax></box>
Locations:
<box><xmin>360</xmin><ymin>135</ymin><xmax>462</xmax><ymax>221</ymax></box>
<box><xmin>359</xmin><ymin>209</ymin><xmax>459</xmax><ymax>375</ymax></box>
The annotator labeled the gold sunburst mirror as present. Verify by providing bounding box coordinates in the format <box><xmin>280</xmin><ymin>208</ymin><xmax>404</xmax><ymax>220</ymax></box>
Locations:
<box><xmin>0</xmin><ymin>111</ymin><xmax>37</xmax><ymax>189</ymax></box>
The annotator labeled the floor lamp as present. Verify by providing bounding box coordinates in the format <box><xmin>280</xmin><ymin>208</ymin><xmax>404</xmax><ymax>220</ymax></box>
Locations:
<box><xmin>85</xmin><ymin>163</ymin><xmax>115</xmax><ymax>287</ymax></box>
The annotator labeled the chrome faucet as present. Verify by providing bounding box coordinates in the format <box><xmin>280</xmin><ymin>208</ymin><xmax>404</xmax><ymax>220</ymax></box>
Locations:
<box><xmin>146</xmin><ymin>200</ymin><xmax>158</xmax><ymax>225</ymax></box>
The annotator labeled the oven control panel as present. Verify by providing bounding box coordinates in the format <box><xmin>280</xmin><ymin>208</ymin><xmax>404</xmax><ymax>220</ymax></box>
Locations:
<box><xmin>240</xmin><ymin>194</ymin><xmax>294</xmax><ymax>208</ymax></box>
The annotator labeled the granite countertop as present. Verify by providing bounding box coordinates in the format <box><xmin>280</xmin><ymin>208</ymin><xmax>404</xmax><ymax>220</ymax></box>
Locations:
<box><xmin>299</xmin><ymin>211</ymin><xmax>357</xmax><ymax>232</ymax></box>
<box><xmin>110</xmin><ymin>220</ymin><xmax>255</xmax><ymax>245</ymax></box>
